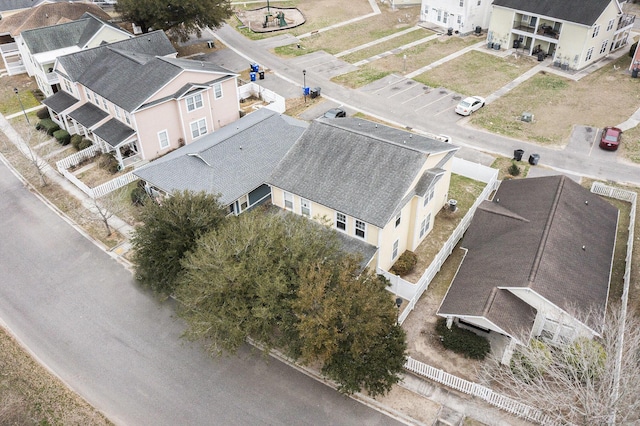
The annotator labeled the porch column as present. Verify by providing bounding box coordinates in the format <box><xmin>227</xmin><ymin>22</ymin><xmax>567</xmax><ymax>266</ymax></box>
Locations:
<box><xmin>501</xmin><ymin>338</ymin><xmax>516</xmax><ymax>365</ymax></box>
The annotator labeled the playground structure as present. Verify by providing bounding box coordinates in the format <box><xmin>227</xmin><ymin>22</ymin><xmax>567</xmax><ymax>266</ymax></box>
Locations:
<box><xmin>235</xmin><ymin>6</ymin><xmax>305</xmax><ymax>33</ymax></box>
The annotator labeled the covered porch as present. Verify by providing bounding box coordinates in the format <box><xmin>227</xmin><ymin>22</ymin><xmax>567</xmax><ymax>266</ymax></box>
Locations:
<box><xmin>41</xmin><ymin>90</ymin><xmax>79</xmax><ymax>129</ymax></box>
<box><xmin>92</xmin><ymin>118</ymin><xmax>140</xmax><ymax>170</ymax></box>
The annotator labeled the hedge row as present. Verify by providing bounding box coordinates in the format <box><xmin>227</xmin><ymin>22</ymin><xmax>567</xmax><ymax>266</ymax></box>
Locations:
<box><xmin>35</xmin><ymin>118</ymin><xmax>59</xmax><ymax>136</ymax></box>
<box><xmin>435</xmin><ymin>318</ymin><xmax>491</xmax><ymax>360</ymax></box>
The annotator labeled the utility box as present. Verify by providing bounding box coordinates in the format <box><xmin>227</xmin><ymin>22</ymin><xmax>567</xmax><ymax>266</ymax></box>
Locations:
<box><xmin>521</xmin><ymin>112</ymin><xmax>533</xmax><ymax>122</ymax></box>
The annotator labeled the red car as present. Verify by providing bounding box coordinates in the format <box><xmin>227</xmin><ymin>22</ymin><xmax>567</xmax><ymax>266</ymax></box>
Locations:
<box><xmin>599</xmin><ymin>127</ymin><xmax>622</xmax><ymax>150</ymax></box>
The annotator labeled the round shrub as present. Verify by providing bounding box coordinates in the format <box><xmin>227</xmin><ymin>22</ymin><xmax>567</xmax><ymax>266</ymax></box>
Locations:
<box><xmin>70</xmin><ymin>134</ymin><xmax>83</xmax><ymax>150</ymax></box>
<box><xmin>130</xmin><ymin>186</ymin><xmax>149</xmax><ymax>206</ymax></box>
<box><xmin>78</xmin><ymin>138</ymin><xmax>93</xmax><ymax>150</ymax></box>
<box><xmin>38</xmin><ymin>118</ymin><xmax>59</xmax><ymax>136</ymax></box>
<box><xmin>390</xmin><ymin>250</ymin><xmax>418</xmax><ymax>276</ymax></box>
<box><xmin>98</xmin><ymin>153</ymin><xmax>120</xmax><ymax>174</ymax></box>
<box><xmin>53</xmin><ymin>129</ymin><xmax>70</xmax><ymax>146</ymax></box>
<box><xmin>508</xmin><ymin>162</ymin><xmax>521</xmax><ymax>176</ymax></box>
<box><xmin>36</xmin><ymin>108</ymin><xmax>50</xmax><ymax>120</ymax></box>
<box><xmin>435</xmin><ymin>318</ymin><xmax>491</xmax><ymax>360</ymax></box>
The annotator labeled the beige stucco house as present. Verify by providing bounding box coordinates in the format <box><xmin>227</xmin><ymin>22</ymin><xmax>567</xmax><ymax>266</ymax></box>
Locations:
<box><xmin>0</xmin><ymin>2</ymin><xmax>113</xmax><ymax>77</ymax></box>
<box><xmin>488</xmin><ymin>0</ymin><xmax>634</xmax><ymax>70</ymax></box>
<box><xmin>41</xmin><ymin>31</ymin><xmax>241</xmax><ymax>169</ymax></box>
<box><xmin>268</xmin><ymin>117</ymin><xmax>459</xmax><ymax>271</ymax></box>
<box><xmin>438</xmin><ymin>176</ymin><xmax>618</xmax><ymax>362</ymax></box>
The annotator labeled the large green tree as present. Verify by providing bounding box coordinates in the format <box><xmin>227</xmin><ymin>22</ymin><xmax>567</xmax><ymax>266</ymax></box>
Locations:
<box><xmin>177</xmin><ymin>210</ymin><xmax>407</xmax><ymax>396</ymax></box>
<box><xmin>131</xmin><ymin>190</ymin><xmax>226</xmax><ymax>296</ymax></box>
<box><xmin>116</xmin><ymin>0</ymin><xmax>233</xmax><ymax>41</ymax></box>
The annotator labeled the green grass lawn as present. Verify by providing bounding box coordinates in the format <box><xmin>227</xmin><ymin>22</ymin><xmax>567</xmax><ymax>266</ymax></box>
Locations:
<box><xmin>0</xmin><ymin>90</ymin><xmax>40</xmax><ymax>116</ymax></box>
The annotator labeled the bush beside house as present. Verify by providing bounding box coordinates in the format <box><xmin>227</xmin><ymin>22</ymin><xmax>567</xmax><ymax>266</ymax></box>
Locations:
<box><xmin>391</xmin><ymin>250</ymin><xmax>418</xmax><ymax>275</ymax></box>
<box><xmin>36</xmin><ymin>118</ymin><xmax>59</xmax><ymax>136</ymax></box>
<box><xmin>53</xmin><ymin>129</ymin><xmax>70</xmax><ymax>145</ymax></box>
<box><xmin>436</xmin><ymin>318</ymin><xmax>491</xmax><ymax>360</ymax></box>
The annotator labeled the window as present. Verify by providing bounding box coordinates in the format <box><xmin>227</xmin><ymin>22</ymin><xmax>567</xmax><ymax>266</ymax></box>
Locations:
<box><xmin>186</xmin><ymin>93</ymin><xmax>203</xmax><ymax>111</ymax></box>
<box><xmin>443</xmin><ymin>12</ymin><xmax>448</xmax><ymax>24</ymax></box>
<box><xmin>423</xmin><ymin>188</ymin><xmax>434</xmax><ymax>207</ymax></box>
<box><xmin>459</xmin><ymin>0</ymin><xmax>463</xmax><ymax>6</ymax></box>
<box><xmin>336</xmin><ymin>212</ymin><xmax>346</xmax><ymax>231</ymax></box>
<box><xmin>419</xmin><ymin>214</ymin><xmax>431</xmax><ymax>238</ymax></box>
<box><xmin>85</xmin><ymin>88</ymin><xmax>92</xmax><ymax>102</ymax></box>
<box><xmin>124</xmin><ymin>111</ymin><xmax>131</xmax><ymax>125</ymax></box>
<box><xmin>355</xmin><ymin>220</ymin><xmax>366</xmax><ymax>239</ymax></box>
<box><xmin>437</xmin><ymin>9</ymin><xmax>442</xmax><ymax>22</ymax></box>
<box><xmin>585</xmin><ymin>47</ymin><xmax>594</xmax><ymax>61</ymax></box>
<box><xmin>457</xmin><ymin>15</ymin><xmax>462</xmax><ymax>24</ymax></box>
<box><xmin>301</xmin><ymin>198</ymin><xmax>311</xmax><ymax>217</ymax></box>
<box><xmin>213</xmin><ymin>83</ymin><xmax>223</xmax><ymax>99</ymax></box>
<box><xmin>63</xmin><ymin>78</ymin><xmax>73</xmax><ymax>93</ymax></box>
<box><xmin>114</xmin><ymin>105</ymin><xmax>121</xmax><ymax>119</ymax></box>
<box><xmin>190</xmin><ymin>118</ymin><xmax>207</xmax><ymax>138</ymax></box>
<box><xmin>592</xmin><ymin>24</ymin><xmax>600</xmax><ymax>38</ymax></box>
<box><xmin>600</xmin><ymin>40</ymin><xmax>608</xmax><ymax>54</ymax></box>
<box><xmin>158</xmin><ymin>130</ymin><xmax>169</xmax><ymax>149</ymax></box>
<box><xmin>395</xmin><ymin>212</ymin><xmax>401</xmax><ymax>228</ymax></box>
<box><xmin>607</xmin><ymin>19</ymin><xmax>614</xmax><ymax>31</ymax></box>
<box><xmin>392</xmin><ymin>240</ymin><xmax>399</xmax><ymax>260</ymax></box>
<box><xmin>477</xmin><ymin>0</ymin><xmax>481</xmax><ymax>5</ymax></box>
<box><xmin>283</xmin><ymin>192</ymin><xmax>293</xmax><ymax>210</ymax></box>
<box><xmin>102</xmin><ymin>97</ymin><xmax>108</xmax><ymax>111</ymax></box>
<box><xmin>94</xmin><ymin>94</ymin><xmax>101</xmax><ymax>106</ymax></box>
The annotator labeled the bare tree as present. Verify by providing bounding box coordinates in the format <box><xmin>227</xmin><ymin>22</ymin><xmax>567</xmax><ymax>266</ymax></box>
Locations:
<box><xmin>90</xmin><ymin>188</ymin><xmax>128</xmax><ymax>236</ymax></box>
<box><xmin>15</xmin><ymin>122</ymin><xmax>49</xmax><ymax>187</ymax></box>
<box><xmin>481</xmin><ymin>305</ymin><xmax>640</xmax><ymax>425</ymax></box>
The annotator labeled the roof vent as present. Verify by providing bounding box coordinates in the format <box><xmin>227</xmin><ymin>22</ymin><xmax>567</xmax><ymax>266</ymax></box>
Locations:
<box><xmin>585</xmin><ymin>200</ymin><xmax>589</xmax><ymax>205</ymax></box>
<box><xmin>582</xmin><ymin>245</ymin><xmax>586</xmax><ymax>250</ymax></box>
<box><xmin>201</xmin><ymin>62</ymin><xmax>204</xmax><ymax>67</ymax></box>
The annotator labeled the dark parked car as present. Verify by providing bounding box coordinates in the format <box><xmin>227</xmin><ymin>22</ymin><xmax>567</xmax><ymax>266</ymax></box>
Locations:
<box><xmin>599</xmin><ymin>127</ymin><xmax>622</xmax><ymax>150</ymax></box>
<box><xmin>323</xmin><ymin>108</ymin><xmax>346</xmax><ymax>118</ymax></box>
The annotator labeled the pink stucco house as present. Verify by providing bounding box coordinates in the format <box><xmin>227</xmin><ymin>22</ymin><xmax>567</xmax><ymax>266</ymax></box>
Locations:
<box><xmin>42</xmin><ymin>30</ymin><xmax>240</xmax><ymax>169</ymax></box>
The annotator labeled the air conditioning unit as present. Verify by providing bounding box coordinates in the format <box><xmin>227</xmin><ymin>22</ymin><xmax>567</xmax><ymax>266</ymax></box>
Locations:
<box><xmin>521</xmin><ymin>112</ymin><xmax>534</xmax><ymax>122</ymax></box>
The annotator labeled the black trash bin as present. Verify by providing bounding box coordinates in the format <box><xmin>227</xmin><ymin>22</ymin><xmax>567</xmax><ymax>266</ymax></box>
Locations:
<box><xmin>514</xmin><ymin>149</ymin><xmax>524</xmax><ymax>161</ymax></box>
<box><xmin>259</xmin><ymin>71</ymin><xmax>265</xmax><ymax>80</ymax></box>
<box><xmin>475</xmin><ymin>26</ymin><xmax>482</xmax><ymax>35</ymax></box>
<box><xmin>513</xmin><ymin>39</ymin><xmax>520</xmax><ymax>48</ymax></box>
<box><xmin>537</xmin><ymin>52</ymin><xmax>545</xmax><ymax>61</ymax></box>
<box><xmin>447</xmin><ymin>27</ymin><xmax>453</xmax><ymax>36</ymax></box>
<box><xmin>528</xmin><ymin>154</ymin><xmax>540</xmax><ymax>165</ymax></box>
<box><xmin>633</xmin><ymin>68</ymin><xmax>639</xmax><ymax>78</ymax></box>
<box><xmin>310</xmin><ymin>87</ymin><xmax>321</xmax><ymax>99</ymax></box>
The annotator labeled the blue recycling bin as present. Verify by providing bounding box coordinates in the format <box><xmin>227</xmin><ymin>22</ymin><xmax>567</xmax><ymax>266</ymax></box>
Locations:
<box><xmin>250</xmin><ymin>72</ymin><xmax>256</xmax><ymax>82</ymax></box>
<box><xmin>251</xmin><ymin>63</ymin><xmax>259</xmax><ymax>72</ymax></box>
<box><xmin>303</xmin><ymin>87</ymin><xmax>310</xmax><ymax>96</ymax></box>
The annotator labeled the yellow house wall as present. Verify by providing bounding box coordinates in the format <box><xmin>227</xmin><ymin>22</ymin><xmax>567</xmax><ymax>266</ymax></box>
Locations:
<box><xmin>271</xmin><ymin>151</ymin><xmax>455</xmax><ymax>272</ymax></box>
<box><xmin>85</xmin><ymin>26</ymin><xmax>130</xmax><ymax>48</ymax></box>
<box><xmin>488</xmin><ymin>7</ymin><xmax>514</xmax><ymax>44</ymax></box>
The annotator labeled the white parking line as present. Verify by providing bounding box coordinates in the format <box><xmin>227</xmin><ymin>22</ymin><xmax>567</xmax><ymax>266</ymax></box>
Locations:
<box><xmin>434</xmin><ymin>106</ymin><xmax>456</xmax><ymax>117</ymax></box>
<box><xmin>416</xmin><ymin>93</ymin><xmax>454</xmax><ymax>112</ymax></box>
<box><xmin>588</xmin><ymin>129</ymin><xmax>600</xmax><ymax>157</ymax></box>
<box><xmin>402</xmin><ymin>92</ymin><xmax>428</xmax><ymax>104</ymax></box>
<box><xmin>387</xmin><ymin>83</ymin><xmax>420</xmax><ymax>99</ymax></box>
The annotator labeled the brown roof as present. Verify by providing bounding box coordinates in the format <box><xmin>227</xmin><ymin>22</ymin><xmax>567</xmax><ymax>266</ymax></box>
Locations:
<box><xmin>0</xmin><ymin>2</ymin><xmax>110</xmax><ymax>36</ymax></box>
<box><xmin>438</xmin><ymin>175</ymin><xmax>618</xmax><ymax>335</ymax></box>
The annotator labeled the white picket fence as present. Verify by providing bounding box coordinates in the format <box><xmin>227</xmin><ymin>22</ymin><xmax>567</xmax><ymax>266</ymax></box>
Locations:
<box><xmin>405</xmin><ymin>357</ymin><xmax>555</xmax><ymax>424</ymax></box>
<box><xmin>380</xmin><ymin>158</ymin><xmax>500</xmax><ymax>324</ymax></box>
<box><xmin>56</xmin><ymin>146</ymin><xmax>139</xmax><ymax>199</ymax></box>
<box><xmin>55</xmin><ymin>145</ymin><xmax>101</xmax><ymax>173</ymax></box>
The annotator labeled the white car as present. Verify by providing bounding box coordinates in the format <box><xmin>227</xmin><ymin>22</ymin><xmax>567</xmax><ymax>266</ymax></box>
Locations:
<box><xmin>455</xmin><ymin>96</ymin><xmax>485</xmax><ymax>116</ymax></box>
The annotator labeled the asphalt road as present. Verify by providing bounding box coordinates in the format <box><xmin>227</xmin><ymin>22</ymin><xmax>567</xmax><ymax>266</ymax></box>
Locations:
<box><xmin>0</xmin><ymin>159</ymin><xmax>401</xmax><ymax>426</ymax></box>
<box><xmin>209</xmin><ymin>25</ymin><xmax>640</xmax><ymax>187</ymax></box>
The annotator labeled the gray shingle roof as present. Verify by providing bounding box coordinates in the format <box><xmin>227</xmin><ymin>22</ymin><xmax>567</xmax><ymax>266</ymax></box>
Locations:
<box><xmin>492</xmin><ymin>0</ymin><xmax>613</xmax><ymax>26</ymax></box>
<box><xmin>56</xmin><ymin>30</ymin><xmax>176</xmax><ymax>82</ymax></box>
<box><xmin>268</xmin><ymin>118</ymin><xmax>458</xmax><ymax>228</ymax></box>
<box><xmin>93</xmin><ymin>118</ymin><xmax>135</xmax><ymax>147</ymax></box>
<box><xmin>438</xmin><ymin>175</ymin><xmax>618</xmax><ymax>335</ymax></box>
<box><xmin>20</xmin><ymin>13</ymin><xmax>120</xmax><ymax>54</ymax></box>
<box><xmin>68</xmin><ymin>102</ymin><xmax>108</xmax><ymax>128</ymax></box>
<box><xmin>41</xmin><ymin>90</ymin><xmax>78</xmax><ymax>112</ymax></box>
<box><xmin>134</xmin><ymin>109</ymin><xmax>308</xmax><ymax>205</ymax></box>
<box><xmin>56</xmin><ymin>31</ymin><xmax>235</xmax><ymax>112</ymax></box>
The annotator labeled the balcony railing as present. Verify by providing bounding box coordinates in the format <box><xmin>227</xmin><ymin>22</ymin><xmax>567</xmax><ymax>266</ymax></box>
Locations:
<box><xmin>44</xmin><ymin>72</ymin><xmax>59</xmax><ymax>84</ymax></box>
<box><xmin>618</xmin><ymin>14</ymin><xmax>635</xmax><ymax>31</ymax></box>
<box><xmin>0</xmin><ymin>42</ymin><xmax>18</xmax><ymax>54</ymax></box>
